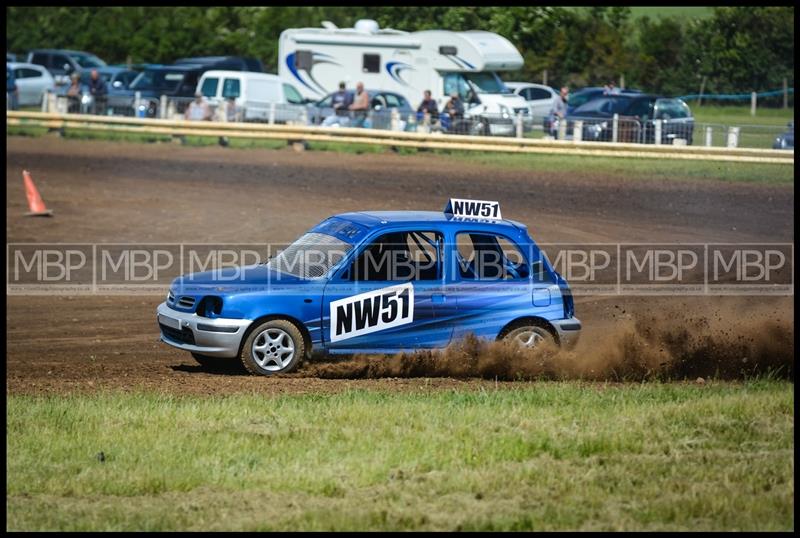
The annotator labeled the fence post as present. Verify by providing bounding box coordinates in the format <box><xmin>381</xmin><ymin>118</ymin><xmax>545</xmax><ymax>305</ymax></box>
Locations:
<box><xmin>159</xmin><ymin>95</ymin><xmax>167</xmax><ymax>119</ymax></box>
<box><xmin>783</xmin><ymin>78</ymin><xmax>788</xmax><ymax>109</ymax></box>
<box><xmin>726</xmin><ymin>126</ymin><xmax>740</xmax><ymax>148</ymax></box>
<box><xmin>41</xmin><ymin>90</ymin><xmax>50</xmax><ymax>113</ymax></box>
<box><xmin>558</xmin><ymin>117</ymin><xmax>567</xmax><ymax>140</ymax></box>
<box><xmin>391</xmin><ymin>108</ymin><xmax>400</xmax><ymax>131</ymax></box>
<box><xmin>515</xmin><ymin>111</ymin><xmax>523</xmax><ymax>138</ymax></box>
<box><xmin>612</xmin><ymin>113</ymin><xmax>619</xmax><ymax>143</ymax></box>
<box><xmin>167</xmin><ymin>99</ymin><xmax>176</xmax><ymax>120</ymax></box>
<box><xmin>134</xmin><ymin>91</ymin><xmax>141</xmax><ymax>117</ymax></box>
<box><xmin>750</xmin><ymin>92</ymin><xmax>756</xmax><ymax>116</ymax></box>
<box><xmin>705</xmin><ymin>126</ymin><xmax>713</xmax><ymax>147</ymax></box>
<box><xmin>542</xmin><ymin>69</ymin><xmax>547</xmax><ymax>86</ymax></box>
<box><xmin>573</xmin><ymin>120</ymin><xmax>583</xmax><ymax>142</ymax></box>
<box><xmin>268</xmin><ymin>102</ymin><xmax>276</xmax><ymax>125</ymax></box>
<box><xmin>619</xmin><ymin>74</ymin><xmax>625</xmax><ymax>90</ymax></box>
<box><xmin>654</xmin><ymin>119</ymin><xmax>662</xmax><ymax>145</ymax></box>
<box><xmin>300</xmin><ymin>107</ymin><xmax>308</xmax><ymax>126</ymax></box>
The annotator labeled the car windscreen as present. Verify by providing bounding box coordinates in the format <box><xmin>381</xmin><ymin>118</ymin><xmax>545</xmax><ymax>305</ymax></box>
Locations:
<box><xmin>266</xmin><ymin>232</ymin><xmax>354</xmax><ymax>279</ymax></box>
<box><xmin>130</xmin><ymin>70</ymin><xmax>186</xmax><ymax>91</ymax></box>
<box><xmin>69</xmin><ymin>53</ymin><xmax>106</xmax><ymax>68</ymax></box>
<box><xmin>567</xmin><ymin>90</ymin><xmax>602</xmax><ymax>109</ymax></box>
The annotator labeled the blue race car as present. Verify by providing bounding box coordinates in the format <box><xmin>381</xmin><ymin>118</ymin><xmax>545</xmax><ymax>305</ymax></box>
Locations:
<box><xmin>157</xmin><ymin>199</ymin><xmax>581</xmax><ymax>375</ymax></box>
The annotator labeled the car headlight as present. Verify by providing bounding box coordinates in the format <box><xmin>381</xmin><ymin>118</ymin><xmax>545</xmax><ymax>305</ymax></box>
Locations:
<box><xmin>499</xmin><ymin>104</ymin><xmax>510</xmax><ymax>119</ymax></box>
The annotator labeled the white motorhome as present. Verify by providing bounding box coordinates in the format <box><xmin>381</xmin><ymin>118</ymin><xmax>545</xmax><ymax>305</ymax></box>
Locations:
<box><xmin>196</xmin><ymin>70</ymin><xmax>308</xmax><ymax>123</ymax></box>
<box><xmin>278</xmin><ymin>19</ymin><xmax>531</xmax><ymax>135</ymax></box>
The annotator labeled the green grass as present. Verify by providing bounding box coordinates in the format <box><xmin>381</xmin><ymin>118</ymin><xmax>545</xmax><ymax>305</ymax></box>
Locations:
<box><xmin>692</xmin><ymin>105</ymin><xmax>794</xmax><ymax>127</ymax></box>
<box><xmin>6</xmin><ymin>381</ymin><xmax>794</xmax><ymax>531</ymax></box>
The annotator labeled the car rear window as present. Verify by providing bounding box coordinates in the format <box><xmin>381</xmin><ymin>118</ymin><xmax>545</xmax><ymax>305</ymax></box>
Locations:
<box><xmin>656</xmin><ymin>99</ymin><xmax>691</xmax><ymax>119</ymax></box>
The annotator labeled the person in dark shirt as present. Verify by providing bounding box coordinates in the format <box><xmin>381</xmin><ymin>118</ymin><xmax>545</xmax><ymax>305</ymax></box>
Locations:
<box><xmin>416</xmin><ymin>89</ymin><xmax>439</xmax><ymax>121</ymax></box>
<box><xmin>323</xmin><ymin>82</ymin><xmax>354</xmax><ymax>126</ymax></box>
<box><xmin>88</xmin><ymin>69</ymin><xmax>107</xmax><ymax>115</ymax></box>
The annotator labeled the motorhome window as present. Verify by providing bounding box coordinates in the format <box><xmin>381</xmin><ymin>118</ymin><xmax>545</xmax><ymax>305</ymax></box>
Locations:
<box><xmin>363</xmin><ymin>54</ymin><xmax>380</xmax><ymax>73</ymax></box>
<box><xmin>283</xmin><ymin>83</ymin><xmax>304</xmax><ymax>104</ymax></box>
<box><xmin>200</xmin><ymin>77</ymin><xmax>219</xmax><ymax>98</ymax></box>
<box><xmin>222</xmin><ymin>78</ymin><xmax>241</xmax><ymax>99</ymax></box>
<box><xmin>294</xmin><ymin>50</ymin><xmax>313</xmax><ymax>70</ymax></box>
<box><xmin>439</xmin><ymin>46</ymin><xmax>458</xmax><ymax>55</ymax></box>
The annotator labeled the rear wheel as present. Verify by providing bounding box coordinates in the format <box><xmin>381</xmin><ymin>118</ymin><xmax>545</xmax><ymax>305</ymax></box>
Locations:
<box><xmin>501</xmin><ymin>323</ymin><xmax>558</xmax><ymax>352</ymax></box>
<box><xmin>240</xmin><ymin>319</ymin><xmax>306</xmax><ymax>376</ymax></box>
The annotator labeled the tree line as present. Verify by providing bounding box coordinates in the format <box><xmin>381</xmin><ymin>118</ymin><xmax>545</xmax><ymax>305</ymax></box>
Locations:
<box><xmin>6</xmin><ymin>6</ymin><xmax>794</xmax><ymax>101</ymax></box>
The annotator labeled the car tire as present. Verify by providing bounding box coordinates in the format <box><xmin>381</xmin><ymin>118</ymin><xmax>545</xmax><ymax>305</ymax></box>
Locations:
<box><xmin>500</xmin><ymin>323</ymin><xmax>558</xmax><ymax>351</ymax></box>
<box><xmin>239</xmin><ymin>319</ymin><xmax>306</xmax><ymax>376</ymax></box>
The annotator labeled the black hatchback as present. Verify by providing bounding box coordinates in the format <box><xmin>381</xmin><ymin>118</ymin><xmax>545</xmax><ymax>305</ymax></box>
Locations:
<box><xmin>568</xmin><ymin>93</ymin><xmax>694</xmax><ymax>145</ymax></box>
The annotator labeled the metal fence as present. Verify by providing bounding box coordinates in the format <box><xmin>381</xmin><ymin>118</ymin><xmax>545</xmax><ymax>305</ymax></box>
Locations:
<box><xmin>39</xmin><ymin>91</ymin><xmax>792</xmax><ymax>150</ymax></box>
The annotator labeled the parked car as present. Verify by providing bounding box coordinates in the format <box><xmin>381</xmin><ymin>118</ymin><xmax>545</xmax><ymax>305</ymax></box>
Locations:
<box><xmin>55</xmin><ymin>66</ymin><xmax>139</xmax><ymax>113</ymax></box>
<box><xmin>196</xmin><ymin>70</ymin><xmax>308</xmax><ymax>123</ymax></box>
<box><xmin>308</xmin><ymin>89</ymin><xmax>414</xmax><ymax>130</ymax></box>
<box><xmin>6</xmin><ymin>52</ymin><xmax>17</xmax><ymax>62</ymax></box>
<box><xmin>114</xmin><ymin>59</ymin><xmax>266</xmax><ymax>117</ymax></box>
<box><xmin>566</xmin><ymin>86</ymin><xmax>643</xmax><ymax>115</ymax></box>
<box><xmin>567</xmin><ymin>93</ymin><xmax>694</xmax><ymax>144</ymax></box>
<box><xmin>773</xmin><ymin>122</ymin><xmax>794</xmax><ymax>150</ymax></box>
<box><xmin>156</xmin><ymin>199</ymin><xmax>580</xmax><ymax>375</ymax></box>
<box><xmin>26</xmin><ymin>48</ymin><xmax>106</xmax><ymax>85</ymax></box>
<box><xmin>505</xmin><ymin>82</ymin><xmax>558</xmax><ymax>118</ymax></box>
<box><xmin>6</xmin><ymin>62</ymin><xmax>55</xmax><ymax>106</ymax></box>
<box><xmin>174</xmin><ymin>56</ymin><xmax>264</xmax><ymax>73</ymax></box>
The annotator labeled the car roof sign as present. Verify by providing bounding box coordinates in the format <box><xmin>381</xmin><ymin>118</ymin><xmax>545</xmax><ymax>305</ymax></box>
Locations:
<box><xmin>444</xmin><ymin>198</ymin><xmax>502</xmax><ymax>221</ymax></box>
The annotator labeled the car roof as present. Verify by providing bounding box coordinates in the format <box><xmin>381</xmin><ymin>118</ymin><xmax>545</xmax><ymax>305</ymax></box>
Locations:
<box><xmin>7</xmin><ymin>62</ymin><xmax>46</xmax><ymax>70</ymax></box>
<box><xmin>28</xmin><ymin>48</ymin><xmax>97</xmax><ymax>55</ymax></box>
<box><xmin>333</xmin><ymin>211</ymin><xmax>527</xmax><ymax>232</ymax></box>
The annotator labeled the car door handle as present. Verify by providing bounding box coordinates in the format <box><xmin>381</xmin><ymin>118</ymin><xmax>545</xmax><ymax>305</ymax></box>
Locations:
<box><xmin>432</xmin><ymin>294</ymin><xmax>446</xmax><ymax>304</ymax></box>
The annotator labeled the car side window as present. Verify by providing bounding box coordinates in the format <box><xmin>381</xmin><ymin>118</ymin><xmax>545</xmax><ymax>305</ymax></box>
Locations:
<box><xmin>30</xmin><ymin>53</ymin><xmax>48</xmax><ymax>67</ymax></box>
<box><xmin>16</xmin><ymin>68</ymin><xmax>43</xmax><ymax>79</ymax></box>
<box><xmin>344</xmin><ymin>231</ymin><xmax>442</xmax><ymax>282</ymax></box>
<box><xmin>383</xmin><ymin>93</ymin><xmax>400</xmax><ymax>108</ymax></box>
<box><xmin>529</xmin><ymin>88</ymin><xmax>552</xmax><ymax>101</ymax></box>
<box><xmin>283</xmin><ymin>83</ymin><xmax>304</xmax><ymax>104</ymax></box>
<box><xmin>52</xmin><ymin>54</ymin><xmax>71</xmax><ymax>72</ymax></box>
<box><xmin>455</xmin><ymin>232</ymin><xmax>530</xmax><ymax>281</ymax></box>
<box><xmin>222</xmin><ymin>78</ymin><xmax>240</xmax><ymax>99</ymax></box>
<box><xmin>200</xmin><ymin>77</ymin><xmax>219</xmax><ymax>98</ymax></box>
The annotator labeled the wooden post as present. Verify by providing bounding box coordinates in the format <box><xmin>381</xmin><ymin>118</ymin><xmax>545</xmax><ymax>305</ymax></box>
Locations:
<box><xmin>558</xmin><ymin>117</ymin><xmax>567</xmax><ymax>140</ymax></box>
<box><xmin>268</xmin><ymin>102</ymin><xmax>276</xmax><ymax>125</ymax></box>
<box><xmin>515</xmin><ymin>111</ymin><xmax>523</xmax><ymax>138</ymax></box>
<box><xmin>612</xmin><ymin>113</ymin><xmax>619</xmax><ymax>143</ymax></box>
<box><xmin>391</xmin><ymin>108</ymin><xmax>400</xmax><ymax>131</ymax></box>
<box><xmin>654</xmin><ymin>119</ymin><xmax>662</xmax><ymax>145</ymax></box>
<box><xmin>750</xmin><ymin>92</ymin><xmax>757</xmax><ymax>117</ymax></box>
<box><xmin>783</xmin><ymin>78</ymin><xmax>788</xmax><ymax>109</ymax></box>
<box><xmin>698</xmin><ymin>76</ymin><xmax>707</xmax><ymax>107</ymax></box>
<box><xmin>726</xmin><ymin>126</ymin><xmax>740</xmax><ymax>148</ymax></box>
<box><xmin>705</xmin><ymin>126</ymin><xmax>713</xmax><ymax>147</ymax></box>
<box><xmin>542</xmin><ymin>69</ymin><xmax>547</xmax><ymax>86</ymax></box>
<box><xmin>573</xmin><ymin>120</ymin><xmax>583</xmax><ymax>142</ymax></box>
<box><xmin>159</xmin><ymin>95</ymin><xmax>167</xmax><ymax>119</ymax></box>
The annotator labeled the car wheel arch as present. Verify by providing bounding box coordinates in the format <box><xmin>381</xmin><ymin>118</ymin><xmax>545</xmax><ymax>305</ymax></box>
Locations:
<box><xmin>497</xmin><ymin>316</ymin><xmax>560</xmax><ymax>346</ymax></box>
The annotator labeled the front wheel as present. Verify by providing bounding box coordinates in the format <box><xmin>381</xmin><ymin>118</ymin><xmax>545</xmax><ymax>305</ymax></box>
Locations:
<box><xmin>240</xmin><ymin>319</ymin><xmax>306</xmax><ymax>376</ymax></box>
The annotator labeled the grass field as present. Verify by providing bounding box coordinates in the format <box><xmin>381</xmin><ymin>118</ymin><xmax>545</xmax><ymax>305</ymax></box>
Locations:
<box><xmin>5</xmin><ymin>126</ymin><xmax>794</xmax><ymax>184</ymax></box>
<box><xmin>6</xmin><ymin>381</ymin><xmax>793</xmax><ymax>531</ymax></box>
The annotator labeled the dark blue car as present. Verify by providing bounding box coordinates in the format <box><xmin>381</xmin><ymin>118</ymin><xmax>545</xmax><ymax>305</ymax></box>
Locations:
<box><xmin>157</xmin><ymin>200</ymin><xmax>581</xmax><ymax>375</ymax></box>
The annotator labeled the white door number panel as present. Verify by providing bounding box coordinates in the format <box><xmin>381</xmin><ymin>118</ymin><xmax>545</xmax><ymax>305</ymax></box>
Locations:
<box><xmin>330</xmin><ymin>283</ymin><xmax>414</xmax><ymax>343</ymax></box>
<box><xmin>444</xmin><ymin>198</ymin><xmax>502</xmax><ymax>220</ymax></box>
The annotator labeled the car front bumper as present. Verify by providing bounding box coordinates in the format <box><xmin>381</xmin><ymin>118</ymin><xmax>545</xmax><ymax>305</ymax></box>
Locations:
<box><xmin>551</xmin><ymin>317</ymin><xmax>582</xmax><ymax>349</ymax></box>
<box><xmin>156</xmin><ymin>302</ymin><xmax>251</xmax><ymax>358</ymax></box>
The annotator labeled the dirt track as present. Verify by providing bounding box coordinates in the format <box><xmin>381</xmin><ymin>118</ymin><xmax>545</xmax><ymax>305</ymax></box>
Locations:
<box><xmin>6</xmin><ymin>136</ymin><xmax>794</xmax><ymax>394</ymax></box>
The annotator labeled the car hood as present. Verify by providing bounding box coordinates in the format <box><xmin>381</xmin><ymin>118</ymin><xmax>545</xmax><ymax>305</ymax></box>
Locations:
<box><xmin>172</xmin><ymin>263</ymin><xmax>308</xmax><ymax>291</ymax></box>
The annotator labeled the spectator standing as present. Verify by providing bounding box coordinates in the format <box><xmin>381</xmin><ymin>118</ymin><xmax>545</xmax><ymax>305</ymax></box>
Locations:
<box><xmin>549</xmin><ymin>86</ymin><xmax>569</xmax><ymax>138</ymax></box>
<box><xmin>417</xmin><ymin>89</ymin><xmax>439</xmax><ymax>122</ymax></box>
<box><xmin>185</xmin><ymin>92</ymin><xmax>212</xmax><ymax>121</ymax></box>
<box><xmin>348</xmin><ymin>82</ymin><xmax>369</xmax><ymax>127</ymax></box>
<box><xmin>606</xmin><ymin>81</ymin><xmax>620</xmax><ymax>95</ymax></box>
<box><xmin>323</xmin><ymin>81</ymin><xmax>353</xmax><ymax>127</ymax></box>
<box><xmin>88</xmin><ymin>69</ymin><xmax>107</xmax><ymax>115</ymax></box>
<box><xmin>7</xmin><ymin>66</ymin><xmax>19</xmax><ymax>111</ymax></box>
<box><xmin>66</xmin><ymin>73</ymin><xmax>82</xmax><ymax>113</ymax></box>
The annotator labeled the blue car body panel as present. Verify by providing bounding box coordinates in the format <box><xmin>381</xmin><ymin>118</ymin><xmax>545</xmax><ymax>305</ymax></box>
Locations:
<box><xmin>160</xmin><ymin>209</ymin><xmax>579</xmax><ymax>357</ymax></box>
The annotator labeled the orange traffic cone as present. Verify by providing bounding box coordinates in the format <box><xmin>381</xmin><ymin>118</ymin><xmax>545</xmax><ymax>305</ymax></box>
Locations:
<box><xmin>23</xmin><ymin>170</ymin><xmax>53</xmax><ymax>217</ymax></box>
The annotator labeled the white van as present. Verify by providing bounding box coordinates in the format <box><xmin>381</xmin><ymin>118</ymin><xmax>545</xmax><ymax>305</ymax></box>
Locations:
<box><xmin>196</xmin><ymin>70</ymin><xmax>308</xmax><ymax>123</ymax></box>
